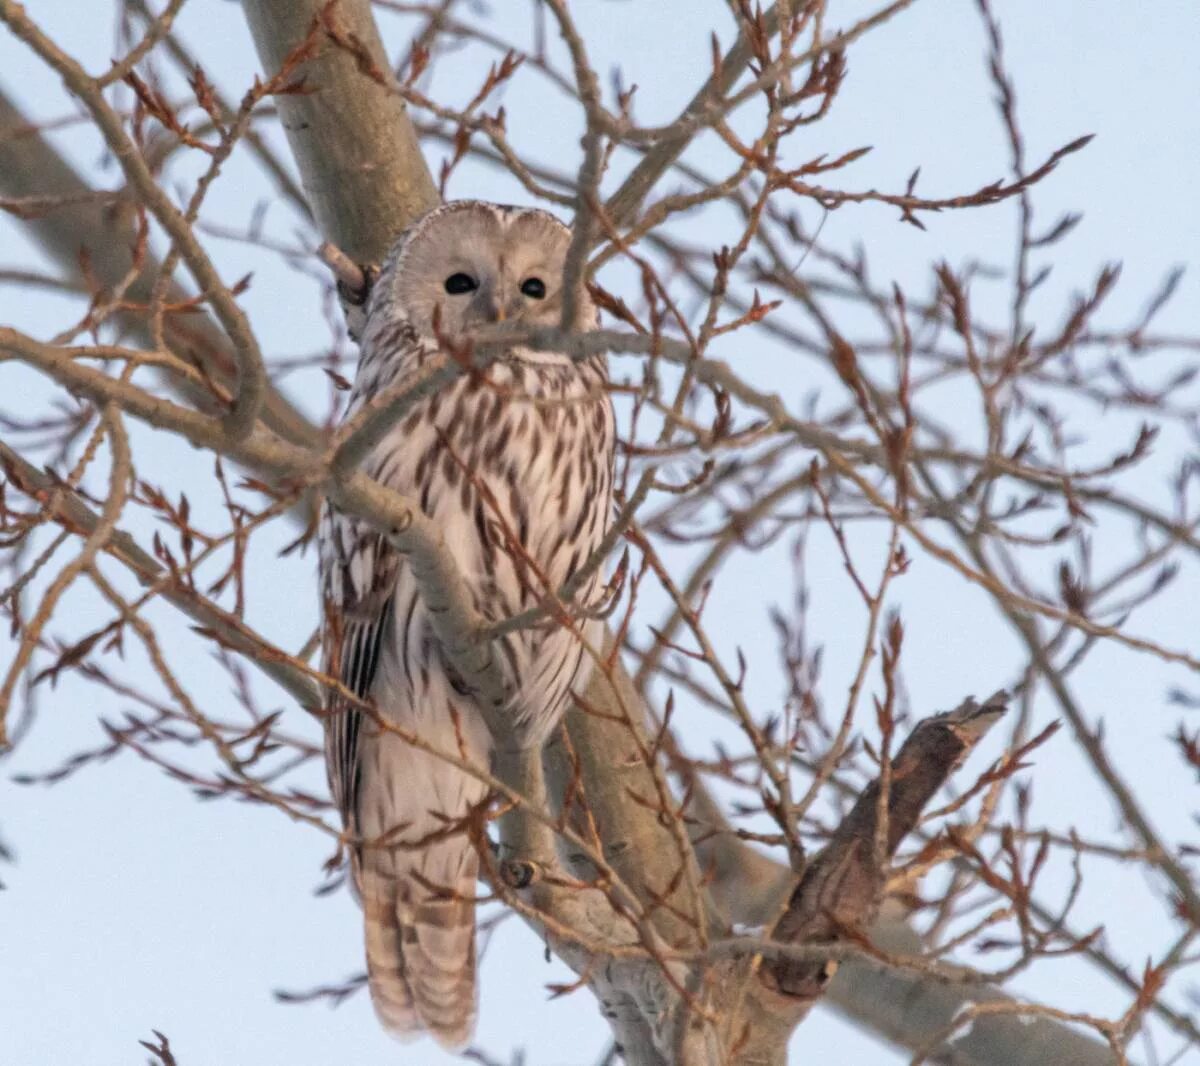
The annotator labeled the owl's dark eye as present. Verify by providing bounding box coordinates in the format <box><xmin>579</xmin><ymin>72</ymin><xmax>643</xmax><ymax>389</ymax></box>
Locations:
<box><xmin>444</xmin><ymin>272</ymin><xmax>478</xmax><ymax>295</ymax></box>
<box><xmin>520</xmin><ymin>277</ymin><xmax>547</xmax><ymax>300</ymax></box>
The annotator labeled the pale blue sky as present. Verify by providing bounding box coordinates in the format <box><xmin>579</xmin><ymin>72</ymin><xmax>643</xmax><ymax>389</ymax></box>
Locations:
<box><xmin>2</xmin><ymin>2</ymin><xmax>1199</xmax><ymax>1064</ymax></box>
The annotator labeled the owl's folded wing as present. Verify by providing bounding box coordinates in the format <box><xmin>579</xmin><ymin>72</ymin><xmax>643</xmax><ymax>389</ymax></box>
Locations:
<box><xmin>318</xmin><ymin>505</ymin><xmax>399</xmax><ymax>836</ymax></box>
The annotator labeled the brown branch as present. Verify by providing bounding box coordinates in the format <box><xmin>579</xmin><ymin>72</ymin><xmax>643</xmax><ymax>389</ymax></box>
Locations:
<box><xmin>126</xmin><ymin>0</ymin><xmax>312</xmax><ymax>218</ymax></box>
<box><xmin>764</xmin><ymin>691</ymin><xmax>1007</xmax><ymax>1003</ymax></box>
<box><xmin>0</xmin><ymin>0</ymin><xmax>268</xmax><ymax>439</ymax></box>
<box><xmin>0</xmin><ymin>438</ymin><xmax>321</xmax><ymax>719</ymax></box>
<box><xmin>0</xmin><ymin>86</ymin><xmax>321</xmax><ymax>456</ymax></box>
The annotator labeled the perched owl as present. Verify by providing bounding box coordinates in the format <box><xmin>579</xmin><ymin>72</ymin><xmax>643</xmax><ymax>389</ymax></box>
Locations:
<box><xmin>318</xmin><ymin>201</ymin><xmax>615</xmax><ymax>1048</ymax></box>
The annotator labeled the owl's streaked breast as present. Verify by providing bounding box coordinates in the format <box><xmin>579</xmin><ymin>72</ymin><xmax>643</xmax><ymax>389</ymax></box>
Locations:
<box><xmin>359</xmin><ymin>344</ymin><xmax>615</xmax><ymax>738</ymax></box>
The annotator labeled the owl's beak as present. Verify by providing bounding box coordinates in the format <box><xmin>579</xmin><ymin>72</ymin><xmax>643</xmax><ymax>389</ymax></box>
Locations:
<box><xmin>472</xmin><ymin>289</ymin><xmax>522</xmax><ymax>325</ymax></box>
<box><xmin>472</xmin><ymin>287</ymin><xmax>504</xmax><ymax>325</ymax></box>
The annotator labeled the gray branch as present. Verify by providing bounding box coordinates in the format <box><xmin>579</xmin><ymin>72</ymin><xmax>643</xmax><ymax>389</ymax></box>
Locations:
<box><xmin>239</xmin><ymin>0</ymin><xmax>437</xmax><ymax>264</ymax></box>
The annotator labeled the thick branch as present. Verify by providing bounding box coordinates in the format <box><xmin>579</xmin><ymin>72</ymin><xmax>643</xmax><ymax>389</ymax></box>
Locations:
<box><xmin>765</xmin><ymin>692</ymin><xmax>1008</xmax><ymax>1001</ymax></box>
<box><xmin>712</xmin><ymin>694</ymin><xmax>1010</xmax><ymax>1066</ymax></box>
<box><xmin>239</xmin><ymin>0</ymin><xmax>438</xmax><ymax>264</ymax></box>
<box><xmin>830</xmin><ymin>910</ymin><xmax>1126</xmax><ymax>1066</ymax></box>
<box><xmin>548</xmin><ymin>642</ymin><xmax>715</xmax><ymax>951</ymax></box>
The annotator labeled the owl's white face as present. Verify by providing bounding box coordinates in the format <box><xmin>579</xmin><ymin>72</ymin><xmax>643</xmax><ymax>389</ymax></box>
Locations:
<box><xmin>384</xmin><ymin>203</ymin><xmax>594</xmax><ymax>339</ymax></box>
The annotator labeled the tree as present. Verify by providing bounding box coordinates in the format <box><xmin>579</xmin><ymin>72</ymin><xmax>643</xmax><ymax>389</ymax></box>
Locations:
<box><xmin>1</xmin><ymin>1</ymin><xmax>1197</xmax><ymax>1063</ymax></box>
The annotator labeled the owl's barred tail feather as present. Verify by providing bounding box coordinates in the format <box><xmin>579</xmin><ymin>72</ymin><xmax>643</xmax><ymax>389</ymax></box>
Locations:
<box><xmin>360</xmin><ymin>843</ymin><xmax>479</xmax><ymax>1049</ymax></box>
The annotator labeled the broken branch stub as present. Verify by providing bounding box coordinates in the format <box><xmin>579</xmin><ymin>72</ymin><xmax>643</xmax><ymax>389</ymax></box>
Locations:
<box><xmin>764</xmin><ymin>691</ymin><xmax>1009</xmax><ymax>1001</ymax></box>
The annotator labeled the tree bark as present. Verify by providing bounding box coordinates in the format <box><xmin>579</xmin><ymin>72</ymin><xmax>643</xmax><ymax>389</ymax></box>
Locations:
<box><xmin>239</xmin><ymin>0</ymin><xmax>437</xmax><ymax>264</ymax></box>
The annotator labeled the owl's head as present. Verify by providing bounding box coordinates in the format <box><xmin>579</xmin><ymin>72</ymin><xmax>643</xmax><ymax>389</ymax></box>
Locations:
<box><xmin>374</xmin><ymin>201</ymin><xmax>595</xmax><ymax>340</ymax></box>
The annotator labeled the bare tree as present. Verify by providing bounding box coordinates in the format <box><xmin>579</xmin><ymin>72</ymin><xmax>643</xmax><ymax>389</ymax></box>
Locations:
<box><xmin>2</xmin><ymin>1</ymin><xmax>1197</xmax><ymax>1063</ymax></box>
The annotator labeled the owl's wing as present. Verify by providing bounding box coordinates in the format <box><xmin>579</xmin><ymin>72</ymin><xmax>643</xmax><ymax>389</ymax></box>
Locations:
<box><xmin>319</xmin><ymin>497</ymin><xmax>484</xmax><ymax>1050</ymax></box>
<box><xmin>318</xmin><ymin>503</ymin><xmax>398</xmax><ymax>833</ymax></box>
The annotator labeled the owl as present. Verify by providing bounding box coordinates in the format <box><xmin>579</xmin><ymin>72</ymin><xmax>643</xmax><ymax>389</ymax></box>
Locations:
<box><xmin>318</xmin><ymin>201</ymin><xmax>616</xmax><ymax>1048</ymax></box>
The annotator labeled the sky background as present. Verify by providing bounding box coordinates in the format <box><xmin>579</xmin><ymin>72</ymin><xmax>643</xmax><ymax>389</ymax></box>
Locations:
<box><xmin>2</xmin><ymin>1</ymin><xmax>1200</xmax><ymax>1064</ymax></box>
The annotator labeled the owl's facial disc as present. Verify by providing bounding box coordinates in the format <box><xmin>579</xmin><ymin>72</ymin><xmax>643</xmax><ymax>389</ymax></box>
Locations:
<box><xmin>456</xmin><ymin>265</ymin><xmax>552</xmax><ymax>328</ymax></box>
<box><xmin>386</xmin><ymin>203</ymin><xmax>594</xmax><ymax>340</ymax></box>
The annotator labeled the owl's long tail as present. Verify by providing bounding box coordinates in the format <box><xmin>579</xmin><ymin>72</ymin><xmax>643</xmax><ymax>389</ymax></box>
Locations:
<box><xmin>359</xmin><ymin>835</ymin><xmax>479</xmax><ymax>1050</ymax></box>
<box><xmin>354</xmin><ymin>705</ymin><xmax>488</xmax><ymax>1051</ymax></box>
